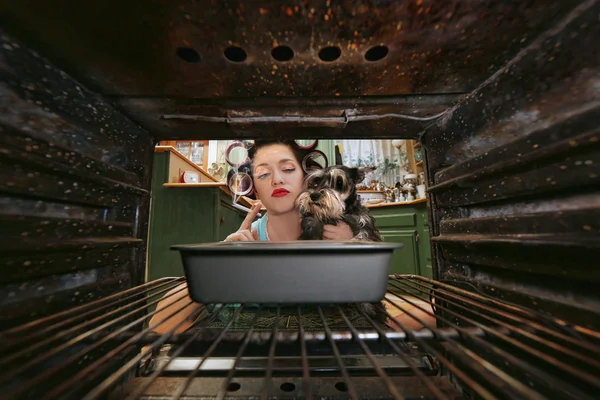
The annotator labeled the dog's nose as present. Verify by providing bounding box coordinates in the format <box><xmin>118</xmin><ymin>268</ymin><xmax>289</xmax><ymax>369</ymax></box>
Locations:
<box><xmin>310</xmin><ymin>192</ymin><xmax>321</xmax><ymax>201</ymax></box>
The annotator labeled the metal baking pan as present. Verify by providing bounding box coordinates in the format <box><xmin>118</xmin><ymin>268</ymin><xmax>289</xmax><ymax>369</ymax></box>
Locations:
<box><xmin>171</xmin><ymin>241</ymin><xmax>403</xmax><ymax>304</ymax></box>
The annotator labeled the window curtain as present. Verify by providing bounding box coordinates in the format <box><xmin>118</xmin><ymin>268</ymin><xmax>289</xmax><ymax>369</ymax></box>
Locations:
<box><xmin>335</xmin><ymin>140</ymin><xmax>410</xmax><ymax>186</ymax></box>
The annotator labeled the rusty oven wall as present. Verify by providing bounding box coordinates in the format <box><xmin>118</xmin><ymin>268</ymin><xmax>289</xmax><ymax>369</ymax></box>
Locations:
<box><xmin>422</xmin><ymin>1</ymin><xmax>600</xmax><ymax>330</ymax></box>
<box><xmin>0</xmin><ymin>32</ymin><xmax>155</xmax><ymax>329</ymax></box>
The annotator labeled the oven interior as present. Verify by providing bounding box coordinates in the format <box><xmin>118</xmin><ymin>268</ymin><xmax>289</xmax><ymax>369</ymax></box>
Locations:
<box><xmin>1</xmin><ymin>1</ymin><xmax>599</xmax><ymax>399</ymax></box>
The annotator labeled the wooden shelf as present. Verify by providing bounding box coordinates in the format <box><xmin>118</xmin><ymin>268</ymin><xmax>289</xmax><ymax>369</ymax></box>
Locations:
<box><xmin>159</xmin><ymin>140</ymin><xmax>209</xmax><ymax>170</ymax></box>
<box><xmin>163</xmin><ymin>182</ymin><xmax>227</xmax><ymax>187</ymax></box>
<box><xmin>405</xmin><ymin>139</ymin><xmax>426</xmax><ymax>174</ymax></box>
<box><xmin>155</xmin><ymin>146</ymin><xmax>218</xmax><ymax>182</ymax></box>
<box><xmin>364</xmin><ymin>197</ymin><xmax>427</xmax><ymax>208</ymax></box>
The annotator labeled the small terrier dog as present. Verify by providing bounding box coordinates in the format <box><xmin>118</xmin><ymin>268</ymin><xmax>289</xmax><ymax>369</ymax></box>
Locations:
<box><xmin>296</xmin><ymin>165</ymin><xmax>388</xmax><ymax>324</ymax></box>
<box><xmin>296</xmin><ymin>165</ymin><xmax>381</xmax><ymax>241</ymax></box>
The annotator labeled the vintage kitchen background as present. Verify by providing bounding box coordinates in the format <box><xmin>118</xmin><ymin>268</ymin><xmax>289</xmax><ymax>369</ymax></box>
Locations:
<box><xmin>148</xmin><ymin>139</ymin><xmax>431</xmax><ymax>285</ymax></box>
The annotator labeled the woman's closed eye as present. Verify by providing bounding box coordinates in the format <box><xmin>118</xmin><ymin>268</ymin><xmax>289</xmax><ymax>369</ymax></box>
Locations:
<box><xmin>257</xmin><ymin>172</ymin><xmax>270</xmax><ymax>180</ymax></box>
<box><xmin>255</xmin><ymin>163</ymin><xmax>297</xmax><ymax>180</ymax></box>
<box><xmin>254</xmin><ymin>166</ymin><xmax>270</xmax><ymax>179</ymax></box>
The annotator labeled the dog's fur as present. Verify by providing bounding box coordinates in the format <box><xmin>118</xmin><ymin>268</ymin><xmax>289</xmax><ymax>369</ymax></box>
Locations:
<box><xmin>296</xmin><ymin>165</ymin><xmax>388</xmax><ymax>324</ymax></box>
<box><xmin>296</xmin><ymin>165</ymin><xmax>381</xmax><ymax>241</ymax></box>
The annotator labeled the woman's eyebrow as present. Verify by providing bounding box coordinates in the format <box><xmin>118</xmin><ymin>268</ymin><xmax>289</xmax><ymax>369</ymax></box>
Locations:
<box><xmin>255</xmin><ymin>158</ymin><xmax>295</xmax><ymax>169</ymax></box>
<box><xmin>278</xmin><ymin>158</ymin><xmax>295</xmax><ymax>164</ymax></box>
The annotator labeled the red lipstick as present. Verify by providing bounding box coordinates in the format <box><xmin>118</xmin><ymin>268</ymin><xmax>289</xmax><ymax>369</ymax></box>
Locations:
<box><xmin>271</xmin><ymin>188</ymin><xmax>290</xmax><ymax>197</ymax></box>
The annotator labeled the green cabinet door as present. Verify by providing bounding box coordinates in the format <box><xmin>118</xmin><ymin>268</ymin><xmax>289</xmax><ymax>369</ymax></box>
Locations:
<box><xmin>147</xmin><ymin>152</ymin><xmax>248</xmax><ymax>281</ymax></box>
<box><xmin>218</xmin><ymin>203</ymin><xmax>246</xmax><ymax>241</ymax></box>
<box><xmin>379</xmin><ymin>230</ymin><xmax>419</xmax><ymax>275</ymax></box>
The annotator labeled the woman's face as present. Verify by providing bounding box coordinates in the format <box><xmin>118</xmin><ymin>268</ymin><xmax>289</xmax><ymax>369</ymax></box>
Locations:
<box><xmin>252</xmin><ymin>144</ymin><xmax>304</xmax><ymax>215</ymax></box>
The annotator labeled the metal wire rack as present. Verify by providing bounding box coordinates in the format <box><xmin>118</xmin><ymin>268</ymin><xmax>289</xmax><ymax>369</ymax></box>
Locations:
<box><xmin>1</xmin><ymin>275</ymin><xmax>599</xmax><ymax>399</ymax></box>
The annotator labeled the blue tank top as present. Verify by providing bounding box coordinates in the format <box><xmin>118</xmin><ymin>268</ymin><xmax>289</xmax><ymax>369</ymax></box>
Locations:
<box><xmin>250</xmin><ymin>213</ymin><xmax>268</xmax><ymax>241</ymax></box>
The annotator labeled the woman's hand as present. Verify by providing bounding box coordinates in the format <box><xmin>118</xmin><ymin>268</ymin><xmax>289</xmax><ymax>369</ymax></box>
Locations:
<box><xmin>323</xmin><ymin>221</ymin><xmax>355</xmax><ymax>240</ymax></box>
<box><xmin>224</xmin><ymin>202</ymin><xmax>262</xmax><ymax>242</ymax></box>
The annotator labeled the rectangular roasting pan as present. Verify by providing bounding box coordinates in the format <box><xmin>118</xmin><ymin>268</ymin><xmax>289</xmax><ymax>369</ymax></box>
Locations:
<box><xmin>172</xmin><ymin>241</ymin><xmax>403</xmax><ymax>304</ymax></box>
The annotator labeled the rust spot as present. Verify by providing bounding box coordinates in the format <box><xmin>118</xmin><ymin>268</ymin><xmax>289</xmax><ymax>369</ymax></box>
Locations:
<box><xmin>259</xmin><ymin>8</ymin><xmax>269</xmax><ymax>15</ymax></box>
<box><xmin>286</xmin><ymin>7</ymin><xmax>293</xmax><ymax>16</ymax></box>
<box><xmin>583</xmin><ymin>225</ymin><xmax>593</xmax><ymax>231</ymax></box>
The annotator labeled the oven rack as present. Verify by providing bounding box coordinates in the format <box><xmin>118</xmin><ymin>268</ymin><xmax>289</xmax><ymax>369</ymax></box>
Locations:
<box><xmin>1</xmin><ymin>275</ymin><xmax>599</xmax><ymax>399</ymax></box>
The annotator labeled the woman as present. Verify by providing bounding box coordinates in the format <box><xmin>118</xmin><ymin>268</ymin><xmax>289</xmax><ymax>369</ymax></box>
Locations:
<box><xmin>150</xmin><ymin>140</ymin><xmax>356</xmax><ymax>334</ymax></box>
<box><xmin>225</xmin><ymin>140</ymin><xmax>355</xmax><ymax>242</ymax></box>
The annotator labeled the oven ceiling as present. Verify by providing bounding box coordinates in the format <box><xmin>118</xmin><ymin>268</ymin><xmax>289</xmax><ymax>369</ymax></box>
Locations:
<box><xmin>0</xmin><ymin>0</ymin><xmax>577</xmax><ymax>139</ymax></box>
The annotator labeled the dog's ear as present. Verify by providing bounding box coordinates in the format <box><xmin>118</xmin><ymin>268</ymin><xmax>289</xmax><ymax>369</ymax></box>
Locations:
<box><xmin>350</xmin><ymin>166</ymin><xmax>376</xmax><ymax>184</ymax></box>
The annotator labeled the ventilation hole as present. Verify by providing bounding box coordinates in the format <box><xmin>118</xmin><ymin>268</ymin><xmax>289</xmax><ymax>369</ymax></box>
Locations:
<box><xmin>224</xmin><ymin>46</ymin><xmax>247</xmax><ymax>62</ymax></box>
<box><xmin>318</xmin><ymin>46</ymin><xmax>342</xmax><ymax>62</ymax></box>
<box><xmin>335</xmin><ymin>382</ymin><xmax>349</xmax><ymax>392</ymax></box>
<box><xmin>227</xmin><ymin>382</ymin><xmax>241</xmax><ymax>392</ymax></box>
<box><xmin>176</xmin><ymin>47</ymin><xmax>201</xmax><ymax>63</ymax></box>
<box><xmin>280</xmin><ymin>382</ymin><xmax>296</xmax><ymax>392</ymax></box>
<box><xmin>271</xmin><ymin>46</ymin><xmax>294</xmax><ymax>62</ymax></box>
<box><xmin>364</xmin><ymin>45</ymin><xmax>389</xmax><ymax>62</ymax></box>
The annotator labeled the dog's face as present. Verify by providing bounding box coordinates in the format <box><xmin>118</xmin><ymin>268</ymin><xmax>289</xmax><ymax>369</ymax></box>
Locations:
<box><xmin>296</xmin><ymin>166</ymin><xmax>370</xmax><ymax>221</ymax></box>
